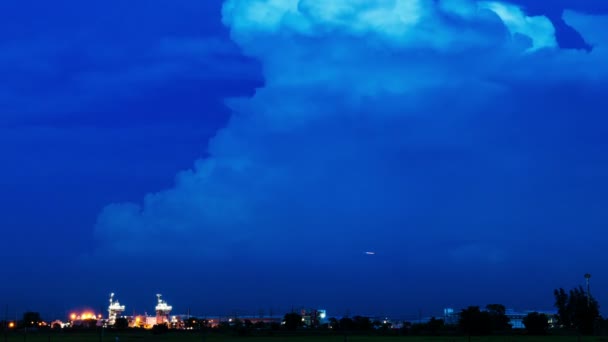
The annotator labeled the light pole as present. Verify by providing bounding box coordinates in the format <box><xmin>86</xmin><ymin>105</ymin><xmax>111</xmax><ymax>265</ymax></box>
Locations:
<box><xmin>4</xmin><ymin>304</ymin><xmax>7</xmax><ymax>342</ymax></box>
<box><xmin>584</xmin><ymin>273</ymin><xmax>592</xmax><ymax>307</ymax></box>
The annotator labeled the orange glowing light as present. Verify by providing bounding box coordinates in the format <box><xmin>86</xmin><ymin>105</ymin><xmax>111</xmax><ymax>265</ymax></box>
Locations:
<box><xmin>70</xmin><ymin>313</ymin><xmax>76</xmax><ymax>320</ymax></box>
<box><xmin>8</xmin><ymin>322</ymin><xmax>15</xmax><ymax>328</ymax></box>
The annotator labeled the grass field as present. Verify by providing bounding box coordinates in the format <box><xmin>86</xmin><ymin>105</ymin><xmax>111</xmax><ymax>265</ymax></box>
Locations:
<box><xmin>1</xmin><ymin>333</ymin><xmax>606</xmax><ymax>342</ymax></box>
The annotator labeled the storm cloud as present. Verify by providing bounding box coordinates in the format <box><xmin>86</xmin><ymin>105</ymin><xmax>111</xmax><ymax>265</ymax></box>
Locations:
<box><xmin>94</xmin><ymin>0</ymin><xmax>608</xmax><ymax>313</ymax></box>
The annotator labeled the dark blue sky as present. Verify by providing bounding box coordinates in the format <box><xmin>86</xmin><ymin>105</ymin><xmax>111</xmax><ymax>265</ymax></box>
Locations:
<box><xmin>1</xmin><ymin>0</ymin><xmax>608</xmax><ymax>321</ymax></box>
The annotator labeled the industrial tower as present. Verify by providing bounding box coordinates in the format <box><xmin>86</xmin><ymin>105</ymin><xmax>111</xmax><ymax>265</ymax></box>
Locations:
<box><xmin>107</xmin><ymin>293</ymin><xmax>126</xmax><ymax>326</ymax></box>
<box><xmin>155</xmin><ymin>294</ymin><xmax>172</xmax><ymax>324</ymax></box>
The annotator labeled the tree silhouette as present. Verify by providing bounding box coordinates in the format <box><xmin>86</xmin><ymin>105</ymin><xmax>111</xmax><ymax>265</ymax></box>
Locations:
<box><xmin>554</xmin><ymin>286</ymin><xmax>600</xmax><ymax>334</ymax></box>
<box><xmin>352</xmin><ymin>316</ymin><xmax>372</xmax><ymax>331</ymax></box>
<box><xmin>151</xmin><ymin>323</ymin><xmax>168</xmax><ymax>335</ymax></box>
<box><xmin>339</xmin><ymin>317</ymin><xmax>354</xmax><ymax>331</ymax></box>
<box><xmin>485</xmin><ymin>304</ymin><xmax>511</xmax><ymax>331</ymax></box>
<box><xmin>328</xmin><ymin>317</ymin><xmax>339</xmax><ymax>329</ymax></box>
<box><xmin>554</xmin><ymin>288</ymin><xmax>570</xmax><ymax>327</ymax></box>
<box><xmin>427</xmin><ymin>317</ymin><xmax>444</xmax><ymax>335</ymax></box>
<box><xmin>523</xmin><ymin>312</ymin><xmax>549</xmax><ymax>335</ymax></box>
<box><xmin>283</xmin><ymin>312</ymin><xmax>302</xmax><ymax>331</ymax></box>
<box><xmin>113</xmin><ymin>317</ymin><xmax>129</xmax><ymax>329</ymax></box>
<box><xmin>458</xmin><ymin>306</ymin><xmax>492</xmax><ymax>335</ymax></box>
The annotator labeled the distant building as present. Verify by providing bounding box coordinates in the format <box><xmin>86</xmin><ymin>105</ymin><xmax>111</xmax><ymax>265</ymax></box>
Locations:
<box><xmin>444</xmin><ymin>308</ymin><xmax>458</xmax><ymax>325</ymax></box>
<box><xmin>300</xmin><ymin>309</ymin><xmax>327</xmax><ymax>327</ymax></box>
<box><xmin>442</xmin><ymin>307</ymin><xmax>557</xmax><ymax>329</ymax></box>
<box><xmin>505</xmin><ymin>309</ymin><xmax>557</xmax><ymax>329</ymax></box>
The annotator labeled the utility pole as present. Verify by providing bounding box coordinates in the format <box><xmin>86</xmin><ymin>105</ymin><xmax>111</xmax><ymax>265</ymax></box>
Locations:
<box><xmin>4</xmin><ymin>304</ymin><xmax>7</xmax><ymax>342</ymax></box>
<box><xmin>584</xmin><ymin>273</ymin><xmax>592</xmax><ymax>307</ymax></box>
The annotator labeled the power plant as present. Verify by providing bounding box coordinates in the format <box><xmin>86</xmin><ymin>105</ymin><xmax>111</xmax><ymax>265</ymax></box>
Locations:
<box><xmin>64</xmin><ymin>293</ymin><xmax>309</xmax><ymax>330</ymax></box>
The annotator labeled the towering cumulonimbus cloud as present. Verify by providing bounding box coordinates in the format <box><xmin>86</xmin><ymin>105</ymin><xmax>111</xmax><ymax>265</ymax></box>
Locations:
<box><xmin>95</xmin><ymin>0</ymin><xmax>608</xmax><ymax>281</ymax></box>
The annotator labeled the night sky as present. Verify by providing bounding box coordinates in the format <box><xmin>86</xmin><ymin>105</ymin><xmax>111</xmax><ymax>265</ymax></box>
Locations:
<box><xmin>1</xmin><ymin>0</ymin><xmax>608</xmax><ymax>321</ymax></box>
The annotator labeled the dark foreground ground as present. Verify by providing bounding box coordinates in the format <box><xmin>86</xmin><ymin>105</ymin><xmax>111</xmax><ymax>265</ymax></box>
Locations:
<box><xmin>2</xmin><ymin>332</ymin><xmax>608</xmax><ymax>342</ymax></box>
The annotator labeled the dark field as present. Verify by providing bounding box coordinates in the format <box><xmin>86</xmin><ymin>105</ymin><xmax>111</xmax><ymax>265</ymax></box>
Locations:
<box><xmin>2</xmin><ymin>333</ymin><xmax>607</xmax><ymax>342</ymax></box>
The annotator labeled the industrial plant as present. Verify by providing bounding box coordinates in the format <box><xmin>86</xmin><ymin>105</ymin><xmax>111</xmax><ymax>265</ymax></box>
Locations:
<box><xmin>59</xmin><ymin>293</ymin><xmax>284</xmax><ymax>330</ymax></box>
<box><xmin>62</xmin><ymin>293</ymin><xmax>175</xmax><ymax>329</ymax></box>
<box><xmin>61</xmin><ymin>293</ymin><xmax>557</xmax><ymax>332</ymax></box>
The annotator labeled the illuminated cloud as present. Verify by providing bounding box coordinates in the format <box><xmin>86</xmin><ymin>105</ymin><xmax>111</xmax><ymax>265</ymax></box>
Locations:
<box><xmin>439</xmin><ymin>0</ymin><xmax>478</xmax><ymax>17</ymax></box>
<box><xmin>479</xmin><ymin>1</ymin><xmax>557</xmax><ymax>51</ymax></box>
<box><xmin>95</xmin><ymin>0</ymin><xmax>608</xmax><ymax>280</ymax></box>
<box><xmin>224</xmin><ymin>0</ymin><xmax>509</xmax><ymax>52</ymax></box>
